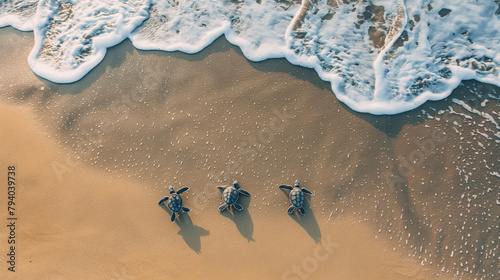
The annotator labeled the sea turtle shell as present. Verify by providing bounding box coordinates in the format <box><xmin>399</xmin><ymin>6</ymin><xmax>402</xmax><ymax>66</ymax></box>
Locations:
<box><xmin>222</xmin><ymin>186</ymin><xmax>239</xmax><ymax>205</ymax></box>
<box><xmin>289</xmin><ymin>187</ymin><xmax>304</xmax><ymax>208</ymax></box>
<box><xmin>167</xmin><ymin>193</ymin><xmax>183</xmax><ymax>213</ymax></box>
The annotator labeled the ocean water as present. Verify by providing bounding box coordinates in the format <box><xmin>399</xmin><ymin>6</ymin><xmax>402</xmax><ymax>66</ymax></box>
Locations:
<box><xmin>0</xmin><ymin>0</ymin><xmax>500</xmax><ymax>114</ymax></box>
<box><xmin>1</xmin><ymin>0</ymin><xmax>499</xmax><ymax>115</ymax></box>
<box><xmin>1</xmin><ymin>6</ymin><xmax>500</xmax><ymax>278</ymax></box>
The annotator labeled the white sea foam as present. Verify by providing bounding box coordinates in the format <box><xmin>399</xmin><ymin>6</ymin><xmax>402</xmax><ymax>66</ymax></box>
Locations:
<box><xmin>0</xmin><ymin>0</ymin><xmax>38</xmax><ymax>31</ymax></box>
<box><xmin>28</xmin><ymin>0</ymin><xmax>150</xmax><ymax>83</ymax></box>
<box><xmin>1</xmin><ymin>0</ymin><xmax>499</xmax><ymax>114</ymax></box>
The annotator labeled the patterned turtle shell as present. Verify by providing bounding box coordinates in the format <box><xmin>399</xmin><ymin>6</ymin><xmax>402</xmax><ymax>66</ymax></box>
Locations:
<box><xmin>222</xmin><ymin>186</ymin><xmax>239</xmax><ymax>205</ymax></box>
<box><xmin>167</xmin><ymin>194</ymin><xmax>183</xmax><ymax>213</ymax></box>
<box><xmin>289</xmin><ymin>187</ymin><xmax>305</xmax><ymax>207</ymax></box>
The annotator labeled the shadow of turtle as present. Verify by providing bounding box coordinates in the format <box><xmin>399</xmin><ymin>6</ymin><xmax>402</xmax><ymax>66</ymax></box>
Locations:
<box><xmin>218</xmin><ymin>193</ymin><xmax>255</xmax><ymax>242</ymax></box>
<box><xmin>279</xmin><ymin>189</ymin><xmax>322</xmax><ymax>243</ymax></box>
<box><xmin>159</xmin><ymin>204</ymin><xmax>209</xmax><ymax>254</ymax></box>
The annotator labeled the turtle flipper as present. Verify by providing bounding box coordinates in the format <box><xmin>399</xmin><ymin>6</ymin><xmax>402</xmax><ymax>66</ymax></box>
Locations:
<box><xmin>279</xmin><ymin>185</ymin><xmax>293</xmax><ymax>191</ymax></box>
<box><xmin>217</xmin><ymin>185</ymin><xmax>229</xmax><ymax>190</ymax></box>
<box><xmin>287</xmin><ymin>205</ymin><xmax>295</xmax><ymax>214</ymax></box>
<box><xmin>170</xmin><ymin>212</ymin><xmax>176</xmax><ymax>222</ymax></box>
<box><xmin>177</xmin><ymin>187</ymin><xmax>189</xmax><ymax>194</ymax></box>
<box><xmin>301</xmin><ymin>188</ymin><xmax>313</xmax><ymax>195</ymax></box>
<box><xmin>298</xmin><ymin>207</ymin><xmax>306</xmax><ymax>215</ymax></box>
<box><xmin>158</xmin><ymin>196</ymin><xmax>169</xmax><ymax>205</ymax></box>
<box><xmin>239</xmin><ymin>189</ymin><xmax>250</xmax><ymax>196</ymax></box>
<box><xmin>233</xmin><ymin>203</ymin><xmax>243</xmax><ymax>211</ymax></box>
<box><xmin>182</xmin><ymin>206</ymin><xmax>190</xmax><ymax>212</ymax></box>
<box><xmin>218</xmin><ymin>204</ymin><xmax>227</xmax><ymax>212</ymax></box>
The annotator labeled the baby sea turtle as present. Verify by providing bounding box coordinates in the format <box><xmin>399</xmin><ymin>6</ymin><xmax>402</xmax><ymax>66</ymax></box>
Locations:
<box><xmin>158</xmin><ymin>186</ymin><xmax>190</xmax><ymax>222</ymax></box>
<box><xmin>279</xmin><ymin>180</ymin><xmax>312</xmax><ymax>215</ymax></box>
<box><xmin>218</xmin><ymin>180</ymin><xmax>250</xmax><ymax>212</ymax></box>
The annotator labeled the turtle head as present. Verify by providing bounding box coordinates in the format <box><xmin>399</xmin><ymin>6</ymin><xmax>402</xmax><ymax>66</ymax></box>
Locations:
<box><xmin>168</xmin><ymin>186</ymin><xmax>175</xmax><ymax>194</ymax></box>
<box><xmin>294</xmin><ymin>180</ymin><xmax>300</xmax><ymax>188</ymax></box>
<box><xmin>233</xmin><ymin>180</ymin><xmax>240</xmax><ymax>189</ymax></box>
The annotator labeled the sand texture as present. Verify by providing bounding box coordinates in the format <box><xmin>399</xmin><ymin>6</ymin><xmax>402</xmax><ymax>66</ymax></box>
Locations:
<box><xmin>1</xmin><ymin>27</ymin><xmax>499</xmax><ymax>279</ymax></box>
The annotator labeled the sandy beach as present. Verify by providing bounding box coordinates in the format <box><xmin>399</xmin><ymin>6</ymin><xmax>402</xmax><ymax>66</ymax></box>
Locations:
<box><xmin>1</xmin><ymin>26</ymin><xmax>499</xmax><ymax>279</ymax></box>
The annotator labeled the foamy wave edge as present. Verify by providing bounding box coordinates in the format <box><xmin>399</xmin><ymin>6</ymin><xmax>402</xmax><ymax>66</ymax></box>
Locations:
<box><xmin>1</xmin><ymin>0</ymin><xmax>499</xmax><ymax>115</ymax></box>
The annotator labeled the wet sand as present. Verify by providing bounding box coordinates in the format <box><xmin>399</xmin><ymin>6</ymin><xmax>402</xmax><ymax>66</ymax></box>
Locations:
<box><xmin>1</xmin><ymin>27</ymin><xmax>498</xmax><ymax>279</ymax></box>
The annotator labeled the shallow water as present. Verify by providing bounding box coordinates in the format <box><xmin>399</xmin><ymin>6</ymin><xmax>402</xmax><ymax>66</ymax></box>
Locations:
<box><xmin>1</xmin><ymin>0</ymin><xmax>500</xmax><ymax>114</ymax></box>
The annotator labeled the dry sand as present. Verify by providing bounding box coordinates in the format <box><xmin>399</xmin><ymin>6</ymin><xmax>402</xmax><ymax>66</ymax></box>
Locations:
<box><xmin>1</xmin><ymin>27</ymin><xmax>498</xmax><ymax>279</ymax></box>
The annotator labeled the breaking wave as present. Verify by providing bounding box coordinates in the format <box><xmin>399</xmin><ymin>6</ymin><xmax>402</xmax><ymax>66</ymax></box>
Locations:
<box><xmin>1</xmin><ymin>0</ymin><xmax>499</xmax><ymax>114</ymax></box>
